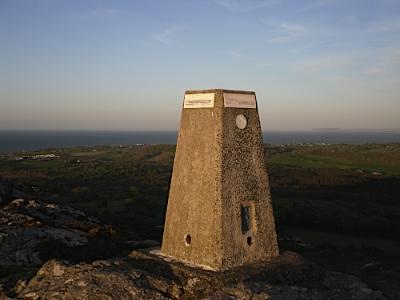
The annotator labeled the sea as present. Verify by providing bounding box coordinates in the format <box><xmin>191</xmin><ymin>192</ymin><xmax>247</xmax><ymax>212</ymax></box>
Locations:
<box><xmin>0</xmin><ymin>130</ymin><xmax>399</xmax><ymax>153</ymax></box>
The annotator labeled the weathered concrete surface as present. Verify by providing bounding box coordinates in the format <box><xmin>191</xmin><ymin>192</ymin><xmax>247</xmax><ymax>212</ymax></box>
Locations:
<box><xmin>221</xmin><ymin>90</ymin><xmax>278</xmax><ymax>268</ymax></box>
<box><xmin>161</xmin><ymin>89</ymin><xmax>278</xmax><ymax>270</ymax></box>
<box><xmin>15</xmin><ymin>250</ymin><xmax>386</xmax><ymax>300</ymax></box>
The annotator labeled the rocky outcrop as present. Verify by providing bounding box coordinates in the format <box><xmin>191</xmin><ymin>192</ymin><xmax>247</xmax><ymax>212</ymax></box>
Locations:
<box><xmin>15</xmin><ymin>250</ymin><xmax>385</xmax><ymax>300</ymax></box>
<box><xmin>0</xmin><ymin>198</ymin><xmax>388</xmax><ymax>299</ymax></box>
<box><xmin>0</xmin><ymin>198</ymin><xmax>113</xmax><ymax>266</ymax></box>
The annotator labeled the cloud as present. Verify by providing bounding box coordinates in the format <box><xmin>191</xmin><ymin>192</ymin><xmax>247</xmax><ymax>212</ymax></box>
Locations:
<box><xmin>361</xmin><ymin>46</ymin><xmax>400</xmax><ymax>76</ymax></box>
<box><xmin>293</xmin><ymin>56</ymin><xmax>355</xmax><ymax>71</ymax></box>
<box><xmin>214</xmin><ymin>0</ymin><xmax>276</xmax><ymax>12</ymax></box>
<box><xmin>267</xmin><ymin>36</ymin><xmax>293</xmax><ymax>43</ymax></box>
<box><xmin>66</xmin><ymin>8</ymin><xmax>122</xmax><ymax>21</ymax></box>
<box><xmin>256</xmin><ymin>61</ymin><xmax>286</xmax><ymax>68</ymax></box>
<box><xmin>265</xmin><ymin>21</ymin><xmax>308</xmax><ymax>43</ymax></box>
<box><xmin>92</xmin><ymin>9</ymin><xmax>121</xmax><ymax>19</ymax></box>
<box><xmin>280</xmin><ymin>22</ymin><xmax>307</xmax><ymax>34</ymax></box>
<box><xmin>363</xmin><ymin>18</ymin><xmax>400</xmax><ymax>34</ymax></box>
<box><xmin>257</xmin><ymin>45</ymin><xmax>400</xmax><ymax>79</ymax></box>
<box><xmin>152</xmin><ymin>28</ymin><xmax>179</xmax><ymax>44</ymax></box>
<box><xmin>256</xmin><ymin>54</ymin><xmax>357</xmax><ymax>72</ymax></box>
<box><xmin>311</xmin><ymin>0</ymin><xmax>337</xmax><ymax>6</ymax></box>
<box><xmin>303</xmin><ymin>0</ymin><xmax>339</xmax><ymax>10</ymax></box>
<box><xmin>230</xmin><ymin>49</ymin><xmax>253</xmax><ymax>60</ymax></box>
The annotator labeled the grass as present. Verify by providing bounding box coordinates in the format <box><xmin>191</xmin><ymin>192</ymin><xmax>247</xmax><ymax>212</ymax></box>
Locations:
<box><xmin>267</xmin><ymin>144</ymin><xmax>400</xmax><ymax>176</ymax></box>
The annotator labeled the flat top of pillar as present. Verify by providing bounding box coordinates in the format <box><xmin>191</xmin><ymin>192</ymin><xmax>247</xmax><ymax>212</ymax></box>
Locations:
<box><xmin>185</xmin><ymin>89</ymin><xmax>256</xmax><ymax>95</ymax></box>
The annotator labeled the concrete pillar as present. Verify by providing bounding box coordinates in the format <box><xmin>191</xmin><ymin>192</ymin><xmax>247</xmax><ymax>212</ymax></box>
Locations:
<box><xmin>161</xmin><ymin>89</ymin><xmax>278</xmax><ymax>270</ymax></box>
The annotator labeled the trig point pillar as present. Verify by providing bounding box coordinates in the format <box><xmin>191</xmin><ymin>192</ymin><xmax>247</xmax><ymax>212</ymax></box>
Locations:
<box><xmin>161</xmin><ymin>89</ymin><xmax>279</xmax><ymax>270</ymax></box>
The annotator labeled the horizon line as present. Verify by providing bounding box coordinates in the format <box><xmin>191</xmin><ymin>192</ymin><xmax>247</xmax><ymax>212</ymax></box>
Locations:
<box><xmin>0</xmin><ymin>129</ymin><xmax>399</xmax><ymax>133</ymax></box>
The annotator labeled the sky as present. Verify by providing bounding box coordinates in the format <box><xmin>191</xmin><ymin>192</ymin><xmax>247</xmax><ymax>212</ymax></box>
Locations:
<box><xmin>0</xmin><ymin>0</ymin><xmax>399</xmax><ymax>131</ymax></box>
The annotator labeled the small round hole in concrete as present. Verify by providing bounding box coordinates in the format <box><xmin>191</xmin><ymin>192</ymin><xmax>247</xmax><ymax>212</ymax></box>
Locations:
<box><xmin>236</xmin><ymin>114</ymin><xmax>247</xmax><ymax>129</ymax></box>
<box><xmin>247</xmin><ymin>236</ymin><xmax>252</xmax><ymax>246</ymax></box>
<box><xmin>185</xmin><ymin>234</ymin><xmax>191</xmax><ymax>245</ymax></box>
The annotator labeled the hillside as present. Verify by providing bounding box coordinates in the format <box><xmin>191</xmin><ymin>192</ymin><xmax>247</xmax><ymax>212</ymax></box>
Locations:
<box><xmin>0</xmin><ymin>143</ymin><xmax>399</xmax><ymax>298</ymax></box>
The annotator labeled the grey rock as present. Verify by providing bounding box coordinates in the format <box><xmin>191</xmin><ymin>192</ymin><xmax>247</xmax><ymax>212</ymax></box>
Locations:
<box><xmin>16</xmin><ymin>250</ymin><xmax>386</xmax><ymax>300</ymax></box>
<box><xmin>0</xmin><ymin>198</ymin><xmax>109</xmax><ymax>266</ymax></box>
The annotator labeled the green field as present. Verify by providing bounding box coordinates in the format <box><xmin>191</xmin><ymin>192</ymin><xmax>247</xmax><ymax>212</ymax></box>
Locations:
<box><xmin>267</xmin><ymin>144</ymin><xmax>400</xmax><ymax>175</ymax></box>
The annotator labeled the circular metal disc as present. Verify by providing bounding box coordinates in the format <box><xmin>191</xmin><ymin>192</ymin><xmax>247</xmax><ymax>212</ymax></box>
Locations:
<box><xmin>236</xmin><ymin>114</ymin><xmax>247</xmax><ymax>129</ymax></box>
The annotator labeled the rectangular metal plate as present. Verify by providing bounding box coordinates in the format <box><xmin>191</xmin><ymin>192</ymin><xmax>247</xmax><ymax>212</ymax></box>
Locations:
<box><xmin>184</xmin><ymin>93</ymin><xmax>215</xmax><ymax>108</ymax></box>
<box><xmin>224</xmin><ymin>93</ymin><xmax>256</xmax><ymax>108</ymax></box>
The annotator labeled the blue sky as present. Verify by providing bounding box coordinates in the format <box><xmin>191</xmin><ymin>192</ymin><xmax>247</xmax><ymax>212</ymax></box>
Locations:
<box><xmin>0</xmin><ymin>0</ymin><xmax>399</xmax><ymax>130</ymax></box>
